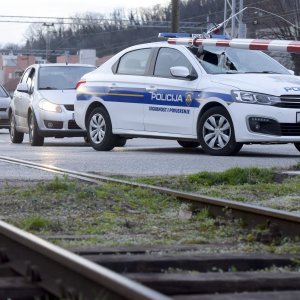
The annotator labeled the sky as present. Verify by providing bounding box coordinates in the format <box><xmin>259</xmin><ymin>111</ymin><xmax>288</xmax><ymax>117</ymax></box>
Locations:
<box><xmin>0</xmin><ymin>0</ymin><xmax>170</xmax><ymax>46</ymax></box>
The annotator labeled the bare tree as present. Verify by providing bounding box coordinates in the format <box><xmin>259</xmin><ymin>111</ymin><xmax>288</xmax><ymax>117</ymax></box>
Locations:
<box><xmin>245</xmin><ymin>0</ymin><xmax>300</xmax><ymax>73</ymax></box>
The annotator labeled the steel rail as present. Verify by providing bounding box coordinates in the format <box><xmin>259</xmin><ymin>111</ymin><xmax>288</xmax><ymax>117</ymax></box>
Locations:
<box><xmin>1</xmin><ymin>155</ymin><xmax>300</xmax><ymax>237</ymax></box>
<box><xmin>0</xmin><ymin>219</ymin><xmax>170</xmax><ymax>300</ymax></box>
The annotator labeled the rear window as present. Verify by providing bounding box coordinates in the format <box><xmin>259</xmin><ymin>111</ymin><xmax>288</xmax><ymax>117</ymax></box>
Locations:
<box><xmin>38</xmin><ymin>66</ymin><xmax>95</xmax><ymax>90</ymax></box>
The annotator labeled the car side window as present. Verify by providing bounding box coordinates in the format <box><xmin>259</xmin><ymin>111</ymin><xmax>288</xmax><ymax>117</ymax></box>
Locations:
<box><xmin>154</xmin><ymin>48</ymin><xmax>195</xmax><ymax>78</ymax></box>
<box><xmin>20</xmin><ymin>68</ymin><xmax>31</xmax><ymax>84</ymax></box>
<box><xmin>26</xmin><ymin>68</ymin><xmax>36</xmax><ymax>93</ymax></box>
<box><xmin>117</xmin><ymin>49</ymin><xmax>151</xmax><ymax>75</ymax></box>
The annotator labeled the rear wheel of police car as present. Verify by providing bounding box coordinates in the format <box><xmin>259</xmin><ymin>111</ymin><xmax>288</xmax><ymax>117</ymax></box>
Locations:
<box><xmin>9</xmin><ymin>113</ymin><xmax>24</xmax><ymax>143</ymax></box>
<box><xmin>198</xmin><ymin>107</ymin><xmax>243</xmax><ymax>156</ymax></box>
<box><xmin>29</xmin><ymin>112</ymin><xmax>44</xmax><ymax>146</ymax></box>
<box><xmin>87</xmin><ymin>107</ymin><xmax>118</xmax><ymax>151</ymax></box>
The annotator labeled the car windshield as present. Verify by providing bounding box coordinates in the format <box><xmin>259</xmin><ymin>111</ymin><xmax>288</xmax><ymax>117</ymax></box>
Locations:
<box><xmin>38</xmin><ymin>66</ymin><xmax>94</xmax><ymax>90</ymax></box>
<box><xmin>193</xmin><ymin>46</ymin><xmax>290</xmax><ymax>75</ymax></box>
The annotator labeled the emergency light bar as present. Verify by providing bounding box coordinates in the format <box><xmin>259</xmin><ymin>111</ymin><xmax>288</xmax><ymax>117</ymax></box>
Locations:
<box><xmin>158</xmin><ymin>32</ymin><xmax>230</xmax><ymax>40</ymax></box>
<box><xmin>166</xmin><ymin>37</ymin><xmax>300</xmax><ymax>54</ymax></box>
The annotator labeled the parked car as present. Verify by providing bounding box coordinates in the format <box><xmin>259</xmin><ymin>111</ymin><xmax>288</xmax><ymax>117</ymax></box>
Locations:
<box><xmin>0</xmin><ymin>85</ymin><xmax>11</xmax><ymax>129</ymax></box>
<box><xmin>74</xmin><ymin>37</ymin><xmax>300</xmax><ymax>155</ymax></box>
<box><xmin>9</xmin><ymin>63</ymin><xmax>95</xmax><ymax>146</ymax></box>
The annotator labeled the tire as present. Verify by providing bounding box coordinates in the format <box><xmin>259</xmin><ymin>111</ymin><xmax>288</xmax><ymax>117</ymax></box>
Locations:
<box><xmin>115</xmin><ymin>137</ymin><xmax>127</xmax><ymax>147</ymax></box>
<box><xmin>294</xmin><ymin>143</ymin><xmax>300</xmax><ymax>152</ymax></box>
<box><xmin>87</xmin><ymin>107</ymin><xmax>117</xmax><ymax>151</ymax></box>
<box><xmin>29</xmin><ymin>112</ymin><xmax>44</xmax><ymax>146</ymax></box>
<box><xmin>177</xmin><ymin>140</ymin><xmax>200</xmax><ymax>148</ymax></box>
<box><xmin>9</xmin><ymin>113</ymin><xmax>24</xmax><ymax>143</ymax></box>
<box><xmin>198</xmin><ymin>107</ymin><xmax>243</xmax><ymax>156</ymax></box>
<box><xmin>83</xmin><ymin>136</ymin><xmax>89</xmax><ymax>143</ymax></box>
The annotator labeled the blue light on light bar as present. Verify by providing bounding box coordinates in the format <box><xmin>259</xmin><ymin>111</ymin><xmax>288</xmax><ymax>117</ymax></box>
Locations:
<box><xmin>158</xmin><ymin>32</ymin><xmax>193</xmax><ymax>38</ymax></box>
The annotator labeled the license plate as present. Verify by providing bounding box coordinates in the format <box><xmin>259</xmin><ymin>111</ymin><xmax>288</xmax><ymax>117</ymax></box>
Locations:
<box><xmin>297</xmin><ymin>112</ymin><xmax>300</xmax><ymax>123</ymax></box>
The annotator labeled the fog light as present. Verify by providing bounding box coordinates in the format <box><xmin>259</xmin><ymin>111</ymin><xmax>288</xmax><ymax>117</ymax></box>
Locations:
<box><xmin>248</xmin><ymin>117</ymin><xmax>280</xmax><ymax>135</ymax></box>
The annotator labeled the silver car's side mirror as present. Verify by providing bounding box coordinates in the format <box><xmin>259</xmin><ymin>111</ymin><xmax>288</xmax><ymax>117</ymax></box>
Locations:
<box><xmin>16</xmin><ymin>82</ymin><xmax>30</xmax><ymax>93</ymax></box>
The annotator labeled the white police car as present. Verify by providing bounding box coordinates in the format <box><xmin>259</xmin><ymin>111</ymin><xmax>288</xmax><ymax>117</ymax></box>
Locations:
<box><xmin>74</xmin><ymin>35</ymin><xmax>300</xmax><ymax>155</ymax></box>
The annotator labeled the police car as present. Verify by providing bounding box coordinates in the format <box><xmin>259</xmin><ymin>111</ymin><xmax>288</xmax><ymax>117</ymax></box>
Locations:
<box><xmin>75</xmin><ymin>34</ymin><xmax>300</xmax><ymax>155</ymax></box>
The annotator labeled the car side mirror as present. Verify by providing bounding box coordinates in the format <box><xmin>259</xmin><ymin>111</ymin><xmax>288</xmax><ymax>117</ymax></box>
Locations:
<box><xmin>16</xmin><ymin>82</ymin><xmax>30</xmax><ymax>93</ymax></box>
<box><xmin>288</xmin><ymin>69</ymin><xmax>295</xmax><ymax>75</ymax></box>
<box><xmin>170</xmin><ymin>66</ymin><xmax>197</xmax><ymax>80</ymax></box>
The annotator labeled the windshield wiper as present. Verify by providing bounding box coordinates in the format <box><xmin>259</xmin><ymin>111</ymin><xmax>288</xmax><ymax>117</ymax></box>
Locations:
<box><xmin>243</xmin><ymin>71</ymin><xmax>281</xmax><ymax>74</ymax></box>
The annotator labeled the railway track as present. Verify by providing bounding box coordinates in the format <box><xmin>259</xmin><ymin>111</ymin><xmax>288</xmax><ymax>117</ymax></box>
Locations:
<box><xmin>0</xmin><ymin>219</ymin><xmax>168</xmax><ymax>299</ymax></box>
<box><xmin>1</xmin><ymin>155</ymin><xmax>300</xmax><ymax>238</ymax></box>
<box><xmin>74</xmin><ymin>244</ymin><xmax>300</xmax><ymax>300</ymax></box>
<box><xmin>1</xmin><ymin>155</ymin><xmax>300</xmax><ymax>299</ymax></box>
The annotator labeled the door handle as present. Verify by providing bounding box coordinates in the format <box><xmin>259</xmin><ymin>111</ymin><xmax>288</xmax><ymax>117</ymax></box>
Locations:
<box><xmin>146</xmin><ymin>86</ymin><xmax>157</xmax><ymax>92</ymax></box>
<box><xmin>108</xmin><ymin>83</ymin><xmax>117</xmax><ymax>89</ymax></box>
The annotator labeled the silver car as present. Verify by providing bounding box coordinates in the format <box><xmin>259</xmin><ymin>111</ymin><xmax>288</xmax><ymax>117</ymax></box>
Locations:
<box><xmin>0</xmin><ymin>85</ymin><xmax>11</xmax><ymax>129</ymax></box>
<box><xmin>9</xmin><ymin>63</ymin><xmax>95</xmax><ymax>146</ymax></box>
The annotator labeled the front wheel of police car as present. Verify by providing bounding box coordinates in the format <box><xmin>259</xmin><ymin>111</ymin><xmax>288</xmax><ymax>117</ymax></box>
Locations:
<box><xmin>29</xmin><ymin>112</ymin><xmax>44</xmax><ymax>146</ymax></box>
<box><xmin>87</xmin><ymin>107</ymin><xmax>118</xmax><ymax>151</ymax></box>
<box><xmin>198</xmin><ymin>107</ymin><xmax>243</xmax><ymax>156</ymax></box>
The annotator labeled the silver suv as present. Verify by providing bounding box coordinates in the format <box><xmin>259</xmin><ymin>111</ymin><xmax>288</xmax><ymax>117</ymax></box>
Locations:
<box><xmin>9</xmin><ymin>63</ymin><xmax>95</xmax><ymax>146</ymax></box>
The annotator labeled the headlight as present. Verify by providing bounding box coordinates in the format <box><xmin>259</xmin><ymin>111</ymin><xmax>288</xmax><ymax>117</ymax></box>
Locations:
<box><xmin>38</xmin><ymin>99</ymin><xmax>62</xmax><ymax>113</ymax></box>
<box><xmin>231</xmin><ymin>91</ymin><xmax>280</xmax><ymax>105</ymax></box>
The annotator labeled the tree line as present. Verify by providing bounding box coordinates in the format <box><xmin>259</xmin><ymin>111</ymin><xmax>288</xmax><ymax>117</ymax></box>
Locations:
<box><xmin>5</xmin><ymin>0</ymin><xmax>300</xmax><ymax>72</ymax></box>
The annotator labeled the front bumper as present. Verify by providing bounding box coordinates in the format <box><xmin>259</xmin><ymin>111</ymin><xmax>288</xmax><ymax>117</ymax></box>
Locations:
<box><xmin>229</xmin><ymin>103</ymin><xmax>300</xmax><ymax>143</ymax></box>
<box><xmin>35</xmin><ymin>108</ymin><xmax>85</xmax><ymax>137</ymax></box>
<box><xmin>0</xmin><ymin>109</ymin><xmax>9</xmax><ymax>128</ymax></box>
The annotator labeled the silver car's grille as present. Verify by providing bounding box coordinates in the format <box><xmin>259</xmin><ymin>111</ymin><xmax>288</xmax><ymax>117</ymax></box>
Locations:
<box><xmin>274</xmin><ymin>95</ymin><xmax>300</xmax><ymax>108</ymax></box>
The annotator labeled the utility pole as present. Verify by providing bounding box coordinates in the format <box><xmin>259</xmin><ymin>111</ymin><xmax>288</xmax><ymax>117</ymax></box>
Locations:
<box><xmin>223</xmin><ymin>0</ymin><xmax>245</xmax><ymax>38</ymax></box>
<box><xmin>171</xmin><ymin>0</ymin><xmax>180</xmax><ymax>32</ymax></box>
<box><xmin>43</xmin><ymin>22</ymin><xmax>54</xmax><ymax>62</ymax></box>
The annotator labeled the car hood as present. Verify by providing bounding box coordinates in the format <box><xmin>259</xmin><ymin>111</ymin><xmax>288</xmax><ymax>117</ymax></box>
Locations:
<box><xmin>38</xmin><ymin>89</ymin><xmax>76</xmax><ymax>105</ymax></box>
<box><xmin>210</xmin><ymin>74</ymin><xmax>300</xmax><ymax>96</ymax></box>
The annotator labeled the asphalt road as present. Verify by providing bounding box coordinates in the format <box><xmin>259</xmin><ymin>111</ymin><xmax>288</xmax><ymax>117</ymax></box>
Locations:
<box><xmin>0</xmin><ymin>129</ymin><xmax>299</xmax><ymax>180</ymax></box>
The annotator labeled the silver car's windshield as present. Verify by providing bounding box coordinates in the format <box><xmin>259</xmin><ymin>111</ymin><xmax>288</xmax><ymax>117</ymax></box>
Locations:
<box><xmin>194</xmin><ymin>46</ymin><xmax>290</xmax><ymax>75</ymax></box>
<box><xmin>38</xmin><ymin>66</ymin><xmax>94</xmax><ymax>90</ymax></box>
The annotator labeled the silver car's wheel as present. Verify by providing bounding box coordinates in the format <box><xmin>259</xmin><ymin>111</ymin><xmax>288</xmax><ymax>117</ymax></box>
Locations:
<box><xmin>199</xmin><ymin>107</ymin><xmax>243</xmax><ymax>156</ymax></box>
<box><xmin>87</xmin><ymin>107</ymin><xmax>117</xmax><ymax>151</ymax></box>
<box><xmin>29</xmin><ymin>112</ymin><xmax>44</xmax><ymax>146</ymax></box>
<box><xmin>9</xmin><ymin>113</ymin><xmax>24</xmax><ymax>143</ymax></box>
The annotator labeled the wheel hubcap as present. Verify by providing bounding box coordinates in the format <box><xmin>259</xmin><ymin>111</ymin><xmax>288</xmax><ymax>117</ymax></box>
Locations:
<box><xmin>89</xmin><ymin>113</ymin><xmax>106</xmax><ymax>144</ymax></box>
<box><xmin>203</xmin><ymin>114</ymin><xmax>231</xmax><ymax>150</ymax></box>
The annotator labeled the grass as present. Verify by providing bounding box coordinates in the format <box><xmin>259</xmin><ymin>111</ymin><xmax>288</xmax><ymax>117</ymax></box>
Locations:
<box><xmin>0</xmin><ymin>168</ymin><xmax>299</xmax><ymax>253</ymax></box>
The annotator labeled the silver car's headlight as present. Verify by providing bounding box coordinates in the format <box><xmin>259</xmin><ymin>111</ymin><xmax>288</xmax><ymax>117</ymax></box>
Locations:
<box><xmin>231</xmin><ymin>91</ymin><xmax>280</xmax><ymax>105</ymax></box>
<box><xmin>38</xmin><ymin>99</ymin><xmax>62</xmax><ymax>113</ymax></box>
